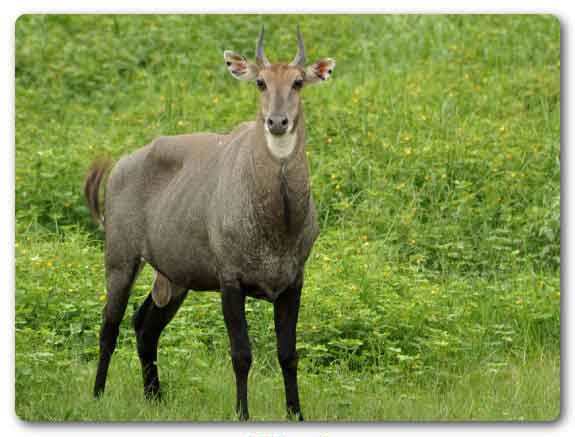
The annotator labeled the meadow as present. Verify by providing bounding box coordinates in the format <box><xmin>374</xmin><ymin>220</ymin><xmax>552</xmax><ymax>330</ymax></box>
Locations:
<box><xmin>15</xmin><ymin>14</ymin><xmax>560</xmax><ymax>421</ymax></box>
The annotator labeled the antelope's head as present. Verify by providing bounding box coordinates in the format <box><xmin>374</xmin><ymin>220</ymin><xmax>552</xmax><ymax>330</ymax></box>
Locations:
<box><xmin>224</xmin><ymin>26</ymin><xmax>336</xmax><ymax>138</ymax></box>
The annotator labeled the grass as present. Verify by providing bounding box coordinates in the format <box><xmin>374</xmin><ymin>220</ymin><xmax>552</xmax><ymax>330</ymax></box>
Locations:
<box><xmin>16</xmin><ymin>349</ymin><xmax>559</xmax><ymax>422</ymax></box>
<box><xmin>15</xmin><ymin>14</ymin><xmax>560</xmax><ymax>421</ymax></box>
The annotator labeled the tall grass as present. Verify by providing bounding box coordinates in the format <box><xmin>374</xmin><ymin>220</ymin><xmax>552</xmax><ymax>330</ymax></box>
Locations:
<box><xmin>15</xmin><ymin>14</ymin><xmax>560</xmax><ymax>421</ymax></box>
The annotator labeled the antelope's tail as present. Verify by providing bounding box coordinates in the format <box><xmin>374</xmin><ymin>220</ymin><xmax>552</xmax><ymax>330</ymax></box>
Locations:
<box><xmin>84</xmin><ymin>157</ymin><xmax>113</xmax><ymax>230</ymax></box>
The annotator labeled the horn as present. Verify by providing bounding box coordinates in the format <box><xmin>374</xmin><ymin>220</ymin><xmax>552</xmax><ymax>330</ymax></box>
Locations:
<box><xmin>255</xmin><ymin>25</ymin><xmax>270</xmax><ymax>67</ymax></box>
<box><xmin>290</xmin><ymin>25</ymin><xmax>306</xmax><ymax>66</ymax></box>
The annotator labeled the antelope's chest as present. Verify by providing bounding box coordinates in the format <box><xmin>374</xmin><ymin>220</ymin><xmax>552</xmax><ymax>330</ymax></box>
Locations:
<box><xmin>215</xmin><ymin>222</ymin><xmax>304</xmax><ymax>299</ymax></box>
<box><xmin>240</xmin><ymin>246</ymin><xmax>301</xmax><ymax>301</ymax></box>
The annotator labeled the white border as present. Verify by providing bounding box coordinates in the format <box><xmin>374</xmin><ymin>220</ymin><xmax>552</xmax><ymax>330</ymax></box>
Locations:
<box><xmin>2</xmin><ymin>1</ymin><xmax>571</xmax><ymax>436</ymax></box>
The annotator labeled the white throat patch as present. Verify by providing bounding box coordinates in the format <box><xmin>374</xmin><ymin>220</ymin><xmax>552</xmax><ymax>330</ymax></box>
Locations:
<box><xmin>264</xmin><ymin>128</ymin><xmax>298</xmax><ymax>160</ymax></box>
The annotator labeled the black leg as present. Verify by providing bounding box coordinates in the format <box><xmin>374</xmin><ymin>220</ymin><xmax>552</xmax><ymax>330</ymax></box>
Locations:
<box><xmin>274</xmin><ymin>275</ymin><xmax>304</xmax><ymax>421</ymax></box>
<box><xmin>133</xmin><ymin>288</ymin><xmax>188</xmax><ymax>399</ymax></box>
<box><xmin>221</xmin><ymin>284</ymin><xmax>252</xmax><ymax>421</ymax></box>
<box><xmin>93</xmin><ymin>317</ymin><xmax>122</xmax><ymax>398</ymax></box>
<box><xmin>94</xmin><ymin>263</ymin><xmax>140</xmax><ymax>398</ymax></box>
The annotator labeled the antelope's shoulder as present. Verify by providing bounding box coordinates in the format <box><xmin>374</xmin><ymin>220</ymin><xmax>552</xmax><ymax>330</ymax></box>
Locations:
<box><xmin>146</xmin><ymin>133</ymin><xmax>227</xmax><ymax>167</ymax></box>
<box><xmin>229</xmin><ymin>120</ymin><xmax>256</xmax><ymax>136</ymax></box>
<box><xmin>145</xmin><ymin>122</ymin><xmax>255</xmax><ymax>167</ymax></box>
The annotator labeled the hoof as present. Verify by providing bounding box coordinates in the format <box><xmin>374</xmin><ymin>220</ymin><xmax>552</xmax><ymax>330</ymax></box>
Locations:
<box><xmin>144</xmin><ymin>385</ymin><xmax>162</xmax><ymax>402</ymax></box>
<box><xmin>287</xmin><ymin>409</ymin><xmax>304</xmax><ymax>421</ymax></box>
<box><xmin>93</xmin><ymin>386</ymin><xmax>105</xmax><ymax>399</ymax></box>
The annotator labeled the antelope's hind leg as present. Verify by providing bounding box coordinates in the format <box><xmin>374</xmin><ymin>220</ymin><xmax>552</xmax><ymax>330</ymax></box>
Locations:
<box><xmin>133</xmin><ymin>272</ymin><xmax>188</xmax><ymax>399</ymax></box>
<box><xmin>93</xmin><ymin>259</ymin><xmax>142</xmax><ymax>398</ymax></box>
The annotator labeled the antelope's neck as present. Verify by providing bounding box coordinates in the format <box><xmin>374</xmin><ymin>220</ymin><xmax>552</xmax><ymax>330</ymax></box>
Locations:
<box><xmin>249</xmin><ymin>117</ymin><xmax>311</xmax><ymax>236</ymax></box>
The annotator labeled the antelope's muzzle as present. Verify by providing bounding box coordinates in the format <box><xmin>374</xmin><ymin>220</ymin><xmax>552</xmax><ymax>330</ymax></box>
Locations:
<box><xmin>266</xmin><ymin>114</ymin><xmax>289</xmax><ymax>136</ymax></box>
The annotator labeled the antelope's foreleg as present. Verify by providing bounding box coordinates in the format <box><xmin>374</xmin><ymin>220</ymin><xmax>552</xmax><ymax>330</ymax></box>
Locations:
<box><xmin>221</xmin><ymin>284</ymin><xmax>252</xmax><ymax>421</ymax></box>
<box><xmin>274</xmin><ymin>274</ymin><xmax>304</xmax><ymax>421</ymax></box>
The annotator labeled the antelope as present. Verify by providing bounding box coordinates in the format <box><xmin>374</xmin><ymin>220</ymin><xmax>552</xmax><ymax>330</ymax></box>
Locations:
<box><xmin>84</xmin><ymin>26</ymin><xmax>335</xmax><ymax>421</ymax></box>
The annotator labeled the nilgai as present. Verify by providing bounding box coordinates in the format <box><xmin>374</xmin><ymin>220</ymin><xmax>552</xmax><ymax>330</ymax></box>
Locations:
<box><xmin>84</xmin><ymin>26</ymin><xmax>335</xmax><ymax>421</ymax></box>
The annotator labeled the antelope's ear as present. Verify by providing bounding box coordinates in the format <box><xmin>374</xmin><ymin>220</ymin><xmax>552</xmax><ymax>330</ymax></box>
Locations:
<box><xmin>224</xmin><ymin>51</ymin><xmax>259</xmax><ymax>81</ymax></box>
<box><xmin>304</xmin><ymin>58</ymin><xmax>336</xmax><ymax>85</ymax></box>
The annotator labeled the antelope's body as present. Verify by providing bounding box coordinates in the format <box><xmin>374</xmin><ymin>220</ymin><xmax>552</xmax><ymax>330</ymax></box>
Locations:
<box><xmin>105</xmin><ymin>118</ymin><xmax>317</xmax><ymax>299</ymax></box>
<box><xmin>86</xmin><ymin>27</ymin><xmax>335</xmax><ymax>421</ymax></box>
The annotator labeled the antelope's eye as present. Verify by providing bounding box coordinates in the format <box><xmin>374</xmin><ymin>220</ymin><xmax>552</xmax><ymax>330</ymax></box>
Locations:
<box><xmin>293</xmin><ymin>79</ymin><xmax>304</xmax><ymax>90</ymax></box>
<box><xmin>256</xmin><ymin>79</ymin><xmax>266</xmax><ymax>91</ymax></box>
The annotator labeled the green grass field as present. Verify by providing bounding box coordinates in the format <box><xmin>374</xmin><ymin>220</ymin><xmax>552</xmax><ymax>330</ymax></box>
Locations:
<box><xmin>15</xmin><ymin>14</ymin><xmax>560</xmax><ymax>421</ymax></box>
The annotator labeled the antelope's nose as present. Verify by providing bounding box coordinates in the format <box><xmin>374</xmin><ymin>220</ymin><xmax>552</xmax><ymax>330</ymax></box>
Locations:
<box><xmin>266</xmin><ymin>115</ymin><xmax>289</xmax><ymax>136</ymax></box>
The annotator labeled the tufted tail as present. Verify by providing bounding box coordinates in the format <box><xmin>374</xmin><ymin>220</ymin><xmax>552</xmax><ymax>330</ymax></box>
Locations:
<box><xmin>83</xmin><ymin>157</ymin><xmax>113</xmax><ymax>230</ymax></box>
